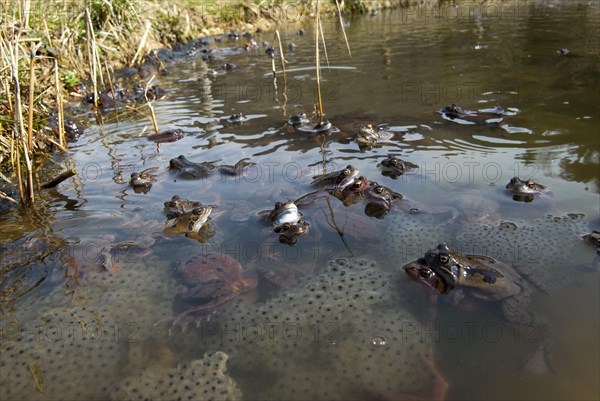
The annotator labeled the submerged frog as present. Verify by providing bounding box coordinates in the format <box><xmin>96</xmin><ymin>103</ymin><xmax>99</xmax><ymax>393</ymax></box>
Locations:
<box><xmin>378</xmin><ymin>155</ymin><xmax>419</xmax><ymax>179</ymax></box>
<box><xmin>172</xmin><ymin>252</ymin><xmax>258</xmax><ymax>330</ymax></box>
<box><xmin>169</xmin><ymin>155</ymin><xmax>217</xmax><ymax>179</ymax></box>
<box><xmin>129</xmin><ymin>167</ymin><xmax>158</xmax><ymax>193</ymax></box>
<box><xmin>163</xmin><ymin>195</ymin><xmax>203</xmax><ymax>218</ymax></box>
<box><xmin>506</xmin><ymin>177</ymin><xmax>550</xmax><ymax>202</ymax></box>
<box><xmin>311</xmin><ymin>165</ymin><xmax>359</xmax><ymax>190</ymax></box>
<box><xmin>403</xmin><ymin>243</ymin><xmax>552</xmax><ymax>373</ymax></box>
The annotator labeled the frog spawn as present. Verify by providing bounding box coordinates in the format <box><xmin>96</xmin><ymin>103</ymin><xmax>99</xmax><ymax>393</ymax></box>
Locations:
<box><xmin>112</xmin><ymin>351</ymin><xmax>241</xmax><ymax>401</ymax></box>
<box><xmin>454</xmin><ymin>214</ymin><xmax>596</xmax><ymax>291</ymax></box>
<box><xmin>0</xmin><ymin>255</ymin><xmax>178</xmax><ymax>401</ymax></box>
<box><xmin>175</xmin><ymin>258</ymin><xmax>436</xmax><ymax>401</ymax></box>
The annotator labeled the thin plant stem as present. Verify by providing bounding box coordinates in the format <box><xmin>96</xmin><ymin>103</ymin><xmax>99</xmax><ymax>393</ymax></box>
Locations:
<box><xmin>131</xmin><ymin>19</ymin><xmax>151</xmax><ymax>66</ymax></box>
<box><xmin>274</xmin><ymin>30</ymin><xmax>286</xmax><ymax>84</ymax></box>
<box><xmin>27</xmin><ymin>43</ymin><xmax>36</xmax><ymax>150</ymax></box>
<box><xmin>335</xmin><ymin>0</ymin><xmax>352</xmax><ymax>57</ymax></box>
<box><xmin>53</xmin><ymin>58</ymin><xmax>66</xmax><ymax>148</ymax></box>
<box><xmin>145</xmin><ymin>75</ymin><xmax>159</xmax><ymax>133</ymax></box>
<box><xmin>85</xmin><ymin>8</ymin><xmax>99</xmax><ymax>110</ymax></box>
<box><xmin>318</xmin><ymin>18</ymin><xmax>330</xmax><ymax>70</ymax></box>
<box><xmin>314</xmin><ymin>0</ymin><xmax>324</xmax><ymax>122</ymax></box>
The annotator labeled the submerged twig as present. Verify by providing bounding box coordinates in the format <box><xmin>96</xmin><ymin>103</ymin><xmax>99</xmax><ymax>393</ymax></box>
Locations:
<box><xmin>322</xmin><ymin>195</ymin><xmax>353</xmax><ymax>256</ymax></box>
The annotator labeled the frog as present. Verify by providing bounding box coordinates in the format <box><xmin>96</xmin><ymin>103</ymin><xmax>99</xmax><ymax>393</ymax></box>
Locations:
<box><xmin>218</xmin><ymin>158</ymin><xmax>256</xmax><ymax>177</ymax></box>
<box><xmin>287</xmin><ymin>113</ymin><xmax>309</xmax><ymax>126</ymax></box>
<box><xmin>505</xmin><ymin>177</ymin><xmax>550</xmax><ymax>202</ymax></box>
<box><xmin>129</xmin><ymin>167</ymin><xmax>158</xmax><ymax>193</ymax></box>
<box><xmin>403</xmin><ymin>243</ymin><xmax>552</xmax><ymax>373</ymax></box>
<box><xmin>263</xmin><ymin>200</ymin><xmax>302</xmax><ymax>227</ymax></box>
<box><xmin>439</xmin><ymin>103</ymin><xmax>504</xmax><ymax>125</ymax></box>
<box><xmin>163</xmin><ymin>195</ymin><xmax>203</xmax><ymax>219</ymax></box>
<box><xmin>163</xmin><ymin>206</ymin><xmax>215</xmax><ymax>242</ymax></box>
<box><xmin>169</xmin><ymin>155</ymin><xmax>218</xmax><ymax>179</ymax></box>
<box><xmin>331</xmin><ymin>176</ymin><xmax>371</xmax><ymax>206</ymax></box>
<box><xmin>172</xmin><ymin>252</ymin><xmax>258</xmax><ymax>330</ymax></box>
<box><xmin>226</xmin><ymin>113</ymin><xmax>246</xmax><ymax>124</ymax></box>
<box><xmin>364</xmin><ymin>182</ymin><xmax>403</xmax><ymax>210</ymax></box>
<box><xmin>355</xmin><ymin>124</ymin><xmax>379</xmax><ymax>148</ymax></box>
<box><xmin>273</xmin><ymin>220</ymin><xmax>310</xmax><ymax>245</ymax></box>
<box><xmin>147</xmin><ymin>129</ymin><xmax>185</xmax><ymax>143</ymax></box>
<box><xmin>311</xmin><ymin>165</ymin><xmax>359</xmax><ymax>190</ymax></box>
<box><xmin>378</xmin><ymin>154</ymin><xmax>419</xmax><ymax>179</ymax></box>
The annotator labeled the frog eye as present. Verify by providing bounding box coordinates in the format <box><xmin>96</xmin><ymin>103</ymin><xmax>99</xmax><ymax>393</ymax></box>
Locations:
<box><xmin>374</xmin><ymin>186</ymin><xmax>384</xmax><ymax>194</ymax></box>
<box><xmin>419</xmin><ymin>269</ymin><xmax>432</xmax><ymax>279</ymax></box>
<box><xmin>438</xmin><ymin>254</ymin><xmax>450</xmax><ymax>264</ymax></box>
<box><xmin>341</xmin><ymin>169</ymin><xmax>350</xmax><ymax>177</ymax></box>
<box><xmin>527</xmin><ymin>180</ymin><xmax>535</xmax><ymax>186</ymax></box>
<box><xmin>283</xmin><ymin>223</ymin><xmax>291</xmax><ymax>230</ymax></box>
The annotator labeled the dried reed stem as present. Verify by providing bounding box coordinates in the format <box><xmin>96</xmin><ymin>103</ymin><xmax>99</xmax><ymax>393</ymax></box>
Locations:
<box><xmin>145</xmin><ymin>76</ymin><xmax>159</xmax><ymax>133</ymax></box>
<box><xmin>314</xmin><ymin>0</ymin><xmax>324</xmax><ymax>122</ymax></box>
<box><xmin>274</xmin><ymin>30</ymin><xmax>286</xmax><ymax>83</ymax></box>
<box><xmin>335</xmin><ymin>0</ymin><xmax>352</xmax><ymax>57</ymax></box>
<box><xmin>318</xmin><ymin>18</ymin><xmax>330</xmax><ymax>69</ymax></box>
<box><xmin>9</xmin><ymin>31</ymin><xmax>34</xmax><ymax>204</ymax></box>
<box><xmin>53</xmin><ymin>58</ymin><xmax>66</xmax><ymax>148</ymax></box>
<box><xmin>85</xmin><ymin>8</ymin><xmax>99</xmax><ymax>110</ymax></box>
<box><xmin>131</xmin><ymin>19</ymin><xmax>151</xmax><ymax>66</ymax></box>
<box><xmin>27</xmin><ymin>44</ymin><xmax>37</xmax><ymax>150</ymax></box>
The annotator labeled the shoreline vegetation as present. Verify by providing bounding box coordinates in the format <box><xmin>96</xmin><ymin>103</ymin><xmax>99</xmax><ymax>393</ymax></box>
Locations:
<box><xmin>0</xmin><ymin>0</ymin><xmax>446</xmax><ymax>206</ymax></box>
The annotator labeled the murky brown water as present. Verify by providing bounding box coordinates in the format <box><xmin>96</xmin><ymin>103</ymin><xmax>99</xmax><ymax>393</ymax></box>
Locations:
<box><xmin>1</xmin><ymin>1</ymin><xmax>599</xmax><ymax>400</ymax></box>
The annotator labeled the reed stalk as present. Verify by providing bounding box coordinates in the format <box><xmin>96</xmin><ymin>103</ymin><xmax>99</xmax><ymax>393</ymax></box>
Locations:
<box><xmin>145</xmin><ymin>76</ymin><xmax>159</xmax><ymax>133</ymax></box>
<box><xmin>53</xmin><ymin>58</ymin><xmax>66</xmax><ymax>148</ymax></box>
<box><xmin>131</xmin><ymin>19</ymin><xmax>151</xmax><ymax>66</ymax></box>
<box><xmin>9</xmin><ymin>31</ymin><xmax>34</xmax><ymax>204</ymax></box>
<box><xmin>335</xmin><ymin>0</ymin><xmax>352</xmax><ymax>57</ymax></box>
<box><xmin>85</xmin><ymin>8</ymin><xmax>99</xmax><ymax>110</ymax></box>
<box><xmin>314</xmin><ymin>0</ymin><xmax>324</xmax><ymax>122</ymax></box>
<box><xmin>27</xmin><ymin>44</ymin><xmax>37</xmax><ymax>151</ymax></box>
<box><xmin>318</xmin><ymin>18</ymin><xmax>330</xmax><ymax>69</ymax></box>
<box><xmin>274</xmin><ymin>30</ymin><xmax>286</xmax><ymax>84</ymax></box>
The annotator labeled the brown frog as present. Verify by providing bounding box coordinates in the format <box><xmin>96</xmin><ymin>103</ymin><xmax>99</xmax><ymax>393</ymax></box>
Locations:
<box><xmin>273</xmin><ymin>220</ymin><xmax>310</xmax><ymax>245</ymax></box>
<box><xmin>219</xmin><ymin>158</ymin><xmax>256</xmax><ymax>177</ymax></box>
<box><xmin>403</xmin><ymin>243</ymin><xmax>552</xmax><ymax>373</ymax></box>
<box><xmin>378</xmin><ymin>155</ymin><xmax>419</xmax><ymax>179</ymax></box>
<box><xmin>172</xmin><ymin>252</ymin><xmax>258</xmax><ymax>330</ymax></box>
<box><xmin>331</xmin><ymin>176</ymin><xmax>371</xmax><ymax>206</ymax></box>
<box><xmin>506</xmin><ymin>177</ymin><xmax>550</xmax><ymax>202</ymax></box>
<box><xmin>147</xmin><ymin>129</ymin><xmax>184</xmax><ymax>143</ymax></box>
<box><xmin>129</xmin><ymin>167</ymin><xmax>158</xmax><ymax>193</ymax></box>
<box><xmin>163</xmin><ymin>195</ymin><xmax>203</xmax><ymax>218</ymax></box>
<box><xmin>311</xmin><ymin>165</ymin><xmax>359</xmax><ymax>190</ymax></box>
<box><xmin>163</xmin><ymin>206</ymin><xmax>215</xmax><ymax>242</ymax></box>
<box><xmin>169</xmin><ymin>155</ymin><xmax>218</xmax><ymax>179</ymax></box>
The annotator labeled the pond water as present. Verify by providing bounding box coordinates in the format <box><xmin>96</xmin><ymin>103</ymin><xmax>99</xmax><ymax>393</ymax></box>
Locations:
<box><xmin>1</xmin><ymin>1</ymin><xmax>599</xmax><ymax>400</ymax></box>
